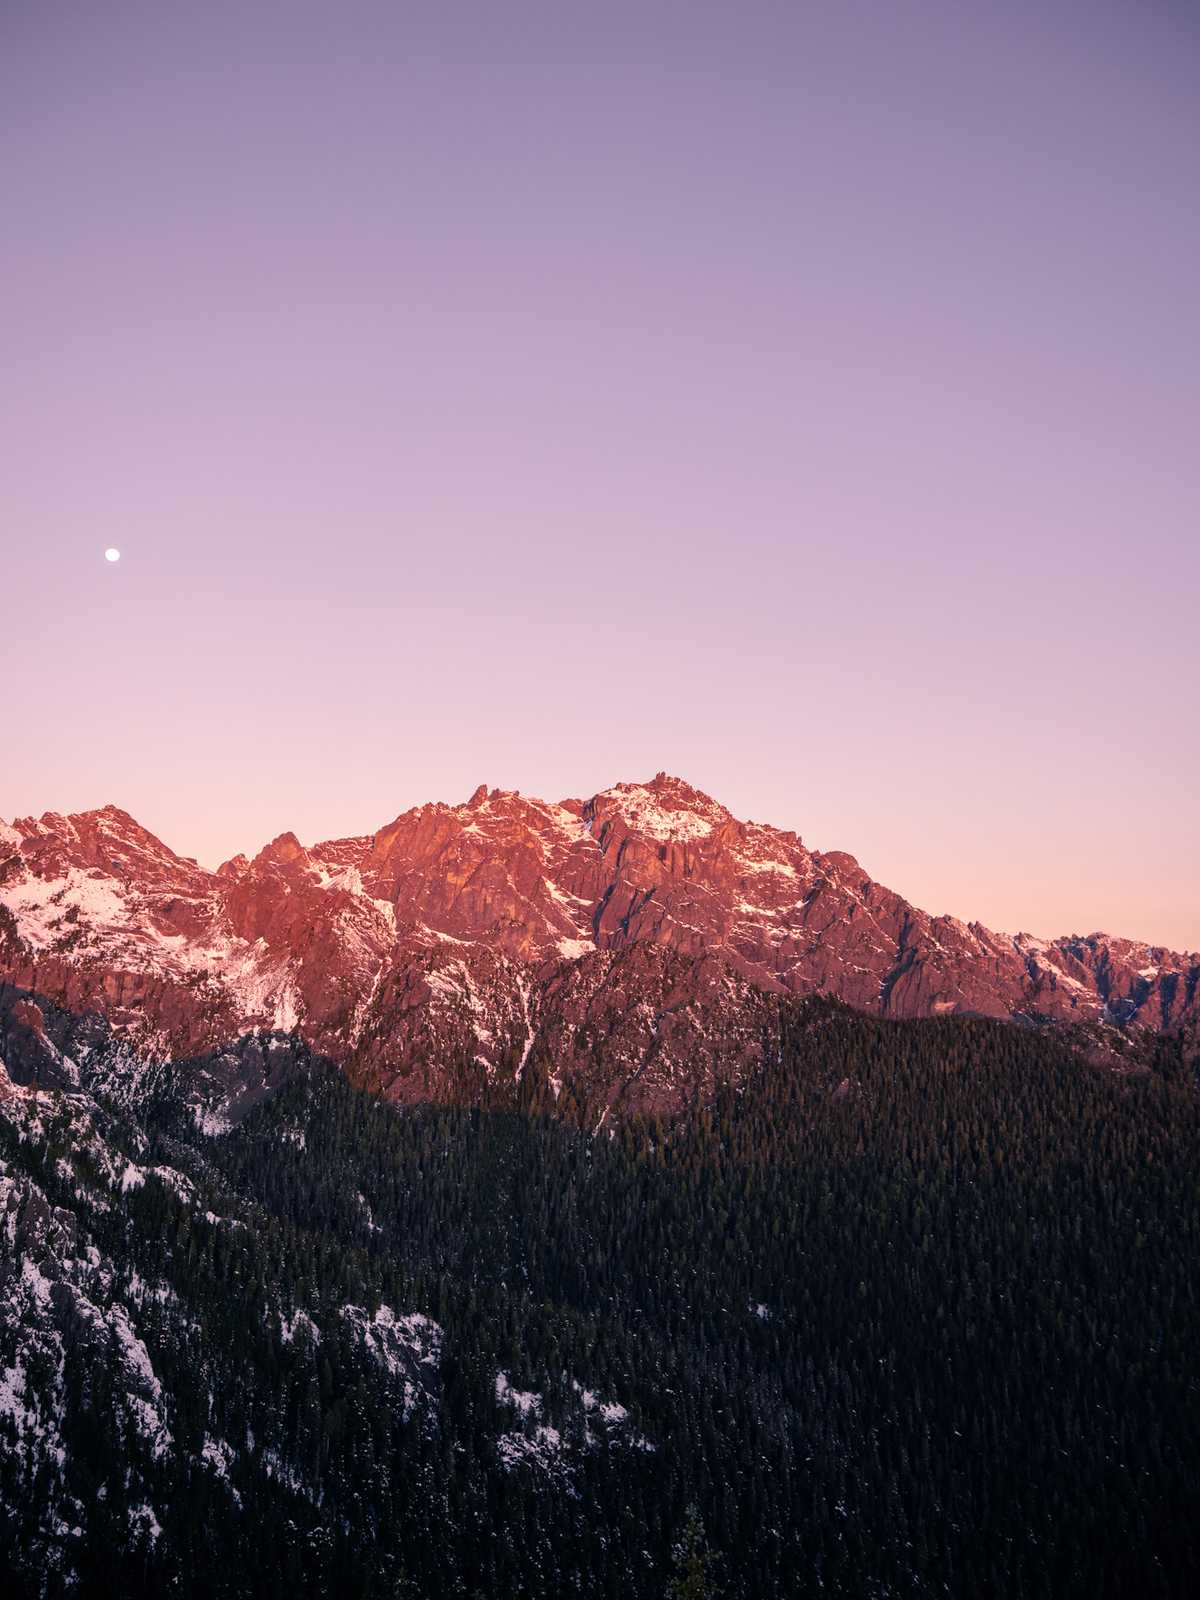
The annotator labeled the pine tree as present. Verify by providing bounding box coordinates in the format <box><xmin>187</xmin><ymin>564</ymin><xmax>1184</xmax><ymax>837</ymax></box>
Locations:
<box><xmin>666</xmin><ymin>1503</ymin><xmax>721</xmax><ymax>1599</ymax></box>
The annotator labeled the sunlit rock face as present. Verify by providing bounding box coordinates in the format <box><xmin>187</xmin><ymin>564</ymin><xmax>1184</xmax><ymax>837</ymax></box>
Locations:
<box><xmin>1</xmin><ymin>775</ymin><xmax>1196</xmax><ymax>1116</ymax></box>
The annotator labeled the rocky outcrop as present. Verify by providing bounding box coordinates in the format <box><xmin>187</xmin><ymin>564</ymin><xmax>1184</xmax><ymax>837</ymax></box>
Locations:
<box><xmin>1</xmin><ymin>775</ymin><xmax>1196</xmax><ymax>1113</ymax></box>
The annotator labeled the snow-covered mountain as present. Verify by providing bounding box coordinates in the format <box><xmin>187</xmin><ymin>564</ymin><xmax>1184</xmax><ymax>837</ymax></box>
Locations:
<box><xmin>2</xmin><ymin>774</ymin><xmax>1196</xmax><ymax>1116</ymax></box>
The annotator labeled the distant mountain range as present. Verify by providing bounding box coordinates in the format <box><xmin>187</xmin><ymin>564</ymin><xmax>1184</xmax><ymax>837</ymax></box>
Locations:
<box><xmin>2</xmin><ymin>773</ymin><xmax>1196</xmax><ymax>1117</ymax></box>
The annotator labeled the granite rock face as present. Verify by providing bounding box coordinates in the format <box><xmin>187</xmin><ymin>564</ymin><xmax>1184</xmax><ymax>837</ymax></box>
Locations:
<box><xmin>1</xmin><ymin>776</ymin><xmax>1195</xmax><ymax>1115</ymax></box>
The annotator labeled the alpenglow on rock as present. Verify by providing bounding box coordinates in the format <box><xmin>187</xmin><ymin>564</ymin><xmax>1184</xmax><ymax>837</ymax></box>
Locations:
<box><xmin>1</xmin><ymin>775</ymin><xmax>1196</xmax><ymax>1116</ymax></box>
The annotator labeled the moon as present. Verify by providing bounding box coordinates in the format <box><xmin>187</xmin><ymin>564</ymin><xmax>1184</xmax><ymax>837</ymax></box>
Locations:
<box><xmin>104</xmin><ymin>548</ymin><xmax>121</xmax><ymax>563</ymax></box>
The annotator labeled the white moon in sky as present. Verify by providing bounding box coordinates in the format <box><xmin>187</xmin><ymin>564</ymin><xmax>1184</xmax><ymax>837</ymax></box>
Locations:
<box><xmin>104</xmin><ymin>548</ymin><xmax>121</xmax><ymax>562</ymax></box>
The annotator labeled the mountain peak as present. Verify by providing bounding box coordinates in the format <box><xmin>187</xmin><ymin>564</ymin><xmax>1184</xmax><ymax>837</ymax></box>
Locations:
<box><xmin>83</xmin><ymin>803</ymin><xmax>140</xmax><ymax>825</ymax></box>
<box><xmin>592</xmin><ymin>774</ymin><xmax>729</xmax><ymax>842</ymax></box>
<box><xmin>6</xmin><ymin>804</ymin><xmax>202</xmax><ymax>884</ymax></box>
<box><xmin>1</xmin><ymin>779</ymin><xmax>1196</xmax><ymax>1093</ymax></box>
<box><xmin>253</xmin><ymin>831</ymin><xmax>307</xmax><ymax>868</ymax></box>
<box><xmin>646</xmin><ymin>771</ymin><xmax>719</xmax><ymax>803</ymax></box>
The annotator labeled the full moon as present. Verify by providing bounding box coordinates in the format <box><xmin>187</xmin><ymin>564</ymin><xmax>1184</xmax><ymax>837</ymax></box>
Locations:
<box><xmin>104</xmin><ymin>548</ymin><xmax>121</xmax><ymax>563</ymax></box>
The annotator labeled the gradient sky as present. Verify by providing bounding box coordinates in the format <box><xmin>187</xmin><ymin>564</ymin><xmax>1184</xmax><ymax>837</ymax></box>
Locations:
<box><xmin>3</xmin><ymin>1</ymin><xmax>1198</xmax><ymax>948</ymax></box>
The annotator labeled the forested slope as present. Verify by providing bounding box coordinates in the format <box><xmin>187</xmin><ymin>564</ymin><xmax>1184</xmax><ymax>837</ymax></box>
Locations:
<box><xmin>2</xmin><ymin>1002</ymin><xmax>1198</xmax><ymax>1597</ymax></box>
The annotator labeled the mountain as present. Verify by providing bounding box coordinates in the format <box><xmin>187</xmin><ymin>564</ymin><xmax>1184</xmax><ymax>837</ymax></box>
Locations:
<box><xmin>2</xmin><ymin>774</ymin><xmax>1196</xmax><ymax>1118</ymax></box>
<box><xmin>3</xmin><ymin>782</ymin><xmax>1199</xmax><ymax>1596</ymax></box>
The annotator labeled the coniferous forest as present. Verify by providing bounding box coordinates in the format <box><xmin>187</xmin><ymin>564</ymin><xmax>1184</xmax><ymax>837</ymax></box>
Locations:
<box><xmin>2</xmin><ymin>1001</ymin><xmax>1198</xmax><ymax>1597</ymax></box>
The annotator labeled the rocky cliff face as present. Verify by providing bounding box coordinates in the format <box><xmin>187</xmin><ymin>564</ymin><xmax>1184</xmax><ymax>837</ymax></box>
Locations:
<box><xmin>1</xmin><ymin>775</ymin><xmax>1196</xmax><ymax>1115</ymax></box>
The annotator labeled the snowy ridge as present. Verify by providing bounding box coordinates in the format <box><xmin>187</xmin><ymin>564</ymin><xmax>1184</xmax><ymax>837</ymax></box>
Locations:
<box><xmin>3</xmin><ymin>779</ymin><xmax>1197</xmax><ymax>1115</ymax></box>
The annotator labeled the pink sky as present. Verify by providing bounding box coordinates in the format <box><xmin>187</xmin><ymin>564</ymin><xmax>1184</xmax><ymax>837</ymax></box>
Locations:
<box><xmin>3</xmin><ymin>2</ymin><xmax>1198</xmax><ymax>949</ymax></box>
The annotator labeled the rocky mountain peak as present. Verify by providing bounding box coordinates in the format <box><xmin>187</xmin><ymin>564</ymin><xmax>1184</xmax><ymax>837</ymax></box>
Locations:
<box><xmin>590</xmin><ymin>774</ymin><xmax>730</xmax><ymax>844</ymax></box>
<box><xmin>252</xmin><ymin>831</ymin><xmax>308</xmax><ymax>870</ymax></box>
<box><xmin>1</xmin><ymin>776</ymin><xmax>1196</xmax><ymax>1114</ymax></box>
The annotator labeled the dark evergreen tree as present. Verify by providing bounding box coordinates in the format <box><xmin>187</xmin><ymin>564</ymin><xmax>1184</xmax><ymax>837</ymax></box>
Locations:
<box><xmin>667</xmin><ymin>1503</ymin><xmax>721</xmax><ymax>1599</ymax></box>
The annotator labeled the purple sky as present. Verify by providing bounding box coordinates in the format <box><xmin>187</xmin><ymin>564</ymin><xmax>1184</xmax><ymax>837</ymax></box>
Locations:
<box><xmin>3</xmin><ymin>1</ymin><xmax>1198</xmax><ymax>948</ymax></box>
